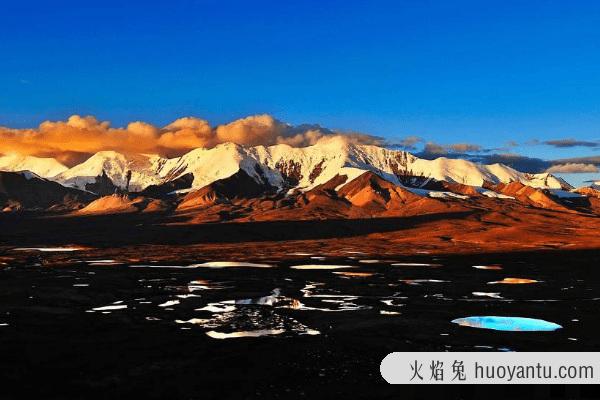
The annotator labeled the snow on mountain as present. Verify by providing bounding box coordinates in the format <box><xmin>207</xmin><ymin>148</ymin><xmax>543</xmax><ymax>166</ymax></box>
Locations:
<box><xmin>252</xmin><ymin>138</ymin><xmax>571</xmax><ymax>191</ymax></box>
<box><xmin>54</xmin><ymin>151</ymin><xmax>166</xmax><ymax>192</ymax></box>
<box><xmin>252</xmin><ymin>136</ymin><xmax>410</xmax><ymax>190</ymax></box>
<box><xmin>163</xmin><ymin>143</ymin><xmax>284</xmax><ymax>189</ymax></box>
<box><xmin>0</xmin><ymin>154</ymin><xmax>68</xmax><ymax>178</ymax></box>
<box><xmin>41</xmin><ymin>139</ymin><xmax>572</xmax><ymax>194</ymax></box>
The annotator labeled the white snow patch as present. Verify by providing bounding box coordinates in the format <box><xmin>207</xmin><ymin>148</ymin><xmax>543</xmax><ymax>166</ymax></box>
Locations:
<box><xmin>206</xmin><ymin>329</ymin><xmax>285</xmax><ymax>339</ymax></box>
<box><xmin>290</xmin><ymin>265</ymin><xmax>357</xmax><ymax>270</ymax></box>
<box><xmin>158</xmin><ymin>300</ymin><xmax>180</xmax><ymax>308</ymax></box>
<box><xmin>13</xmin><ymin>247</ymin><xmax>83</xmax><ymax>252</ymax></box>
<box><xmin>91</xmin><ymin>304</ymin><xmax>128</xmax><ymax>311</ymax></box>
<box><xmin>189</xmin><ymin>261</ymin><xmax>275</xmax><ymax>268</ymax></box>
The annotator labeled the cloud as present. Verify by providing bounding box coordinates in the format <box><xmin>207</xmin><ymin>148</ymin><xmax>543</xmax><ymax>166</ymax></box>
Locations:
<box><xmin>448</xmin><ymin>143</ymin><xmax>482</xmax><ymax>152</ymax></box>
<box><xmin>0</xmin><ymin>114</ymin><xmax>383</xmax><ymax>165</ymax></box>
<box><xmin>391</xmin><ymin>136</ymin><xmax>424</xmax><ymax>151</ymax></box>
<box><xmin>543</xmin><ymin>138</ymin><xmax>600</xmax><ymax>148</ymax></box>
<box><xmin>158</xmin><ymin>117</ymin><xmax>214</xmax><ymax>151</ymax></box>
<box><xmin>419</xmin><ymin>141</ymin><xmax>484</xmax><ymax>157</ymax></box>
<box><xmin>422</xmin><ymin>142</ymin><xmax>447</xmax><ymax>155</ymax></box>
<box><xmin>215</xmin><ymin>114</ymin><xmax>285</xmax><ymax>146</ymax></box>
<box><xmin>545</xmin><ymin>163</ymin><xmax>600</xmax><ymax>173</ymax></box>
<box><xmin>471</xmin><ymin>153</ymin><xmax>550</xmax><ymax>173</ymax></box>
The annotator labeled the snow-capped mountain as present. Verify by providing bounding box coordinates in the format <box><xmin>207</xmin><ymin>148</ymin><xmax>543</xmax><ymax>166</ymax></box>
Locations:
<box><xmin>252</xmin><ymin>137</ymin><xmax>571</xmax><ymax>191</ymax></box>
<box><xmin>52</xmin><ymin>151</ymin><xmax>166</xmax><ymax>192</ymax></box>
<box><xmin>161</xmin><ymin>143</ymin><xmax>284</xmax><ymax>190</ymax></box>
<box><xmin>0</xmin><ymin>154</ymin><xmax>68</xmax><ymax>178</ymax></box>
<box><xmin>3</xmin><ymin>140</ymin><xmax>572</xmax><ymax>194</ymax></box>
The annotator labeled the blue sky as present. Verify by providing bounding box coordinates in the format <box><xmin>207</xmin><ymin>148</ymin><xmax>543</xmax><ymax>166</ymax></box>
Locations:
<box><xmin>1</xmin><ymin>0</ymin><xmax>600</xmax><ymax>183</ymax></box>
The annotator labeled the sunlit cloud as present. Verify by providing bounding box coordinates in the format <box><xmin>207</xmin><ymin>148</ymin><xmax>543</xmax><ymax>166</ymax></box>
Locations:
<box><xmin>0</xmin><ymin>114</ymin><xmax>384</xmax><ymax>166</ymax></box>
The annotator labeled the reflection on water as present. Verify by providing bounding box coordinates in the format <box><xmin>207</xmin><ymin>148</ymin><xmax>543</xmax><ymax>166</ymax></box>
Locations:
<box><xmin>189</xmin><ymin>261</ymin><xmax>274</xmax><ymax>268</ymax></box>
<box><xmin>380</xmin><ymin>310</ymin><xmax>401</xmax><ymax>315</ymax></box>
<box><xmin>332</xmin><ymin>271</ymin><xmax>375</xmax><ymax>278</ymax></box>
<box><xmin>158</xmin><ymin>300</ymin><xmax>180</xmax><ymax>307</ymax></box>
<box><xmin>391</xmin><ymin>262</ymin><xmax>443</xmax><ymax>267</ymax></box>
<box><xmin>130</xmin><ymin>261</ymin><xmax>274</xmax><ymax>269</ymax></box>
<box><xmin>290</xmin><ymin>265</ymin><xmax>357</xmax><ymax>270</ymax></box>
<box><xmin>90</xmin><ymin>304</ymin><xmax>128</xmax><ymax>311</ymax></box>
<box><xmin>13</xmin><ymin>246</ymin><xmax>84</xmax><ymax>252</ymax></box>
<box><xmin>206</xmin><ymin>329</ymin><xmax>286</xmax><ymax>339</ymax></box>
<box><xmin>87</xmin><ymin>260</ymin><xmax>122</xmax><ymax>266</ymax></box>
<box><xmin>188</xmin><ymin>279</ymin><xmax>229</xmax><ymax>291</ymax></box>
<box><xmin>7</xmin><ymin>251</ymin><xmax>596</xmax><ymax>349</ymax></box>
<box><xmin>489</xmin><ymin>278</ymin><xmax>539</xmax><ymax>284</ymax></box>
<box><xmin>452</xmin><ymin>316</ymin><xmax>562</xmax><ymax>332</ymax></box>
<box><xmin>176</xmin><ymin>318</ymin><xmax>212</xmax><ymax>325</ymax></box>
<box><xmin>472</xmin><ymin>265</ymin><xmax>503</xmax><ymax>270</ymax></box>
<box><xmin>197</xmin><ymin>303</ymin><xmax>236</xmax><ymax>313</ymax></box>
<box><xmin>401</xmin><ymin>279</ymin><xmax>448</xmax><ymax>285</ymax></box>
<box><xmin>472</xmin><ymin>292</ymin><xmax>503</xmax><ymax>299</ymax></box>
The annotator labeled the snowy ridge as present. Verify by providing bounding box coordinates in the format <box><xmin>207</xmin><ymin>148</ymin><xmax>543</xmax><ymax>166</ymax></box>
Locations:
<box><xmin>53</xmin><ymin>151</ymin><xmax>166</xmax><ymax>191</ymax></box>
<box><xmin>6</xmin><ymin>140</ymin><xmax>573</xmax><ymax>194</ymax></box>
<box><xmin>0</xmin><ymin>154</ymin><xmax>67</xmax><ymax>178</ymax></box>
<box><xmin>165</xmin><ymin>143</ymin><xmax>284</xmax><ymax>189</ymax></box>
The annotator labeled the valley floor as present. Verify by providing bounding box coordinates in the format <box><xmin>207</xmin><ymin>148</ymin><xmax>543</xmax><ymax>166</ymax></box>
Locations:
<box><xmin>2</xmin><ymin>212</ymin><xmax>600</xmax><ymax>399</ymax></box>
<box><xmin>2</xmin><ymin>203</ymin><xmax>600</xmax><ymax>257</ymax></box>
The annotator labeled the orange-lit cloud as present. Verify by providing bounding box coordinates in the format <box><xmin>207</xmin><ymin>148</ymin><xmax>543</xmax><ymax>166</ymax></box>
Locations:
<box><xmin>0</xmin><ymin>114</ymin><xmax>384</xmax><ymax>166</ymax></box>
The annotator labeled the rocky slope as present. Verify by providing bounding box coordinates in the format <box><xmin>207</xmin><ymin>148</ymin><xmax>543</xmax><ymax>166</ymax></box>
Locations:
<box><xmin>0</xmin><ymin>171</ymin><xmax>94</xmax><ymax>211</ymax></box>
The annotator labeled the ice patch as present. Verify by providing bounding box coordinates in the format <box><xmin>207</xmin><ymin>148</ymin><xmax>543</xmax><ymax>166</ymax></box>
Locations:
<box><xmin>391</xmin><ymin>262</ymin><xmax>442</xmax><ymax>267</ymax></box>
<box><xmin>158</xmin><ymin>300</ymin><xmax>180</xmax><ymax>308</ymax></box>
<box><xmin>87</xmin><ymin>259</ymin><xmax>122</xmax><ymax>266</ymax></box>
<box><xmin>401</xmin><ymin>279</ymin><xmax>448</xmax><ymax>285</ymax></box>
<box><xmin>452</xmin><ymin>316</ymin><xmax>562</xmax><ymax>332</ymax></box>
<box><xmin>290</xmin><ymin>265</ymin><xmax>357</xmax><ymax>270</ymax></box>
<box><xmin>472</xmin><ymin>292</ymin><xmax>503</xmax><ymax>299</ymax></box>
<box><xmin>91</xmin><ymin>304</ymin><xmax>128</xmax><ymax>311</ymax></box>
<box><xmin>13</xmin><ymin>247</ymin><xmax>83</xmax><ymax>252</ymax></box>
<box><xmin>473</xmin><ymin>265</ymin><xmax>503</xmax><ymax>270</ymax></box>
<box><xmin>175</xmin><ymin>318</ymin><xmax>212</xmax><ymax>325</ymax></box>
<box><xmin>332</xmin><ymin>271</ymin><xmax>374</xmax><ymax>277</ymax></box>
<box><xmin>189</xmin><ymin>261</ymin><xmax>274</xmax><ymax>268</ymax></box>
<box><xmin>489</xmin><ymin>278</ymin><xmax>539</xmax><ymax>284</ymax></box>
<box><xmin>206</xmin><ymin>329</ymin><xmax>285</xmax><ymax>339</ymax></box>
<box><xmin>196</xmin><ymin>303</ymin><xmax>236</xmax><ymax>313</ymax></box>
<box><xmin>188</xmin><ymin>279</ymin><xmax>229</xmax><ymax>291</ymax></box>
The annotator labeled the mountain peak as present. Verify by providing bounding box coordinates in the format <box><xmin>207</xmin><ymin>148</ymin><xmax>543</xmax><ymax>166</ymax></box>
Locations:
<box><xmin>0</xmin><ymin>154</ymin><xmax>68</xmax><ymax>178</ymax></box>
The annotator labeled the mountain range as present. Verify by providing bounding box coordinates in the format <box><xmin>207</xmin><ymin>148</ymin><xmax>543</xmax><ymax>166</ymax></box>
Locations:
<box><xmin>2</xmin><ymin>138</ymin><xmax>599</xmax><ymax>219</ymax></box>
